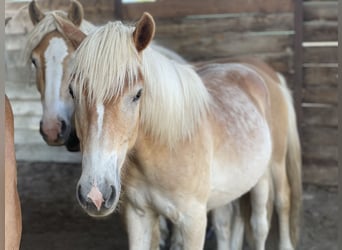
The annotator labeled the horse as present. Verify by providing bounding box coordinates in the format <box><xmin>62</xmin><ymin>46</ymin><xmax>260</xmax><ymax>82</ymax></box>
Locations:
<box><xmin>25</xmin><ymin>1</ymin><xmax>189</xmax><ymax>248</ymax></box>
<box><xmin>23</xmin><ymin>0</ymin><xmax>95</xmax><ymax>151</ymax></box>
<box><xmin>25</xmin><ymin>0</ymin><xmax>187</xmax><ymax>152</ymax></box>
<box><xmin>5</xmin><ymin>95</ymin><xmax>22</xmax><ymax>250</ymax></box>
<box><xmin>56</xmin><ymin>12</ymin><xmax>301</xmax><ymax>250</ymax></box>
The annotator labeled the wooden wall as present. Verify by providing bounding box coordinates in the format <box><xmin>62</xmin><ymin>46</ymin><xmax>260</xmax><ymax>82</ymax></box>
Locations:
<box><xmin>300</xmin><ymin>0</ymin><xmax>338</xmax><ymax>185</ymax></box>
<box><xmin>121</xmin><ymin>0</ymin><xmax>295</xmax><ymax>84</ymax></box>
<box><xmin>4</xmin><ymin>0</ymin><xmax>338</xmax><ymax>185</ymax></box>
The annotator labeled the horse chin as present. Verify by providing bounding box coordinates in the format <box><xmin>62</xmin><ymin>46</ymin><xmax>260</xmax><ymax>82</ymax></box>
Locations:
<box><xmin>65</xmin><ymin>130</ymin><xmax>80</xmax><ymax>152</ymax></box>
<box><xmin>83</xmin><ymin>206</ymin><xmax>116</xmax><ymax>218</ymax></box>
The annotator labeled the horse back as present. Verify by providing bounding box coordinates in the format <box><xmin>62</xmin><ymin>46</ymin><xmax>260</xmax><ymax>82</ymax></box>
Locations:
<box><xmin>197</xmin><ymin>63</ymin><xmax>270</xmax><ymax>119</ymax></box>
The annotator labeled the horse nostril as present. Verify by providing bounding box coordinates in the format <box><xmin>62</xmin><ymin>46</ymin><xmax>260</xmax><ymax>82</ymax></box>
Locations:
<box><xmin>105</xmin><ymin>186</ymin><xmax>116</xmax><ymax>208</ymax></box>
<box><xmin>77</xmin><ymin>185</ymin><xmax>86</xmax><ymax>206</ymax></box>
<box><xmin>39</xmin><ymin>121</ymin><xmax>46</xmax><ymax>137</ymax></box>
<box><xmin>61</xmin><ymin>120</ymin><xmax>67</xmax><ymax>134</ymax></box>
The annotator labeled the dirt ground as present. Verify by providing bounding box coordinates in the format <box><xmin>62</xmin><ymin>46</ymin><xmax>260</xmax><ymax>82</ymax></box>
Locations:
<box><xmin>17</xmin><ymin>162</ymin><xmax>337</xmax><ymax>250</ymax></box>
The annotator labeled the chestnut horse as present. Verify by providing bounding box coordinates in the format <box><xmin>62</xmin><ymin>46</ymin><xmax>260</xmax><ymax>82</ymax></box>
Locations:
<box><xmin>25</xmin><ymin>1</ymin><xmax>191</xmax><ymax>248</ymax></box>
<box><xmin>56</xmin><ymin>12</ymin><xmax>302</xmax><ymax>250</ymax></box>
<box><xmin>24</xmin><ymin>0</ymin><xmax>96</xmax><ymax>151</ymax></box>
<box><xmin>5</xmin><ymin>95</ymin><xmax>22</xmax><ymax>250</ymax></box>
<box><xmin>25</xmin><ymin>0</ymin><xmax>187</xmax><ymax>152</ymax></box>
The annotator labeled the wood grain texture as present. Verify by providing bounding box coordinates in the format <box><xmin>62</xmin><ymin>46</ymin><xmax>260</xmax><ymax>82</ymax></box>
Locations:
<box><xmin>303</xmin><ymin>67</ymin><xmax>338</xmax><ymax>85</ymax></box>
<box><xmin>121</xmin><ymin>0</ymin><xmax>294</xmax><ymax>19</ymax></box>
<box><xmin>302</xmin><ymin>105</ymin><xmax>337</xmax><ymax>127</ymax></box>
<box><xmin>302</xmin><ymin>85</ymin><xmax>337</xmax><ymax>104</ymax></box>
<box><xmin>303</xmin><ymin>46</ymin><xmax>338</xmax><ymax>64</ymax></box>
<box><xmin>303</xmin><ymin>1</ymin><xmax>338</xmax><ymax>21</ymax></box>
<box><xmin>303</xmin><ymin>20</ymin><xmax>337</xmax><ymax>41</ymax></box>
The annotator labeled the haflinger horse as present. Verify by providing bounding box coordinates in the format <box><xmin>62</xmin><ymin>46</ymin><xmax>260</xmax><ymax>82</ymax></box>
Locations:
<box><xmin>24</xmin><ymin>0</ymin><xmax>96</xmax><ymax>151</ymax></box>
<box><xmin>25</xmin><ymin>0</ymin><xmax>186</xmax><ymax>153</ymax></box>
<box><xmin>55</xmin><ymin>12</ymin><xmax>301</xmax><ymax>250</ymax></box>
<box><xmin>25</xmin><ymin>1</ymin><xmax>192</xmax><ymax>248</ymax></box>
<box><xmin>5</xmin><ymin>95</ymin><xmax>22</xmax><ymax>250</ymax></box>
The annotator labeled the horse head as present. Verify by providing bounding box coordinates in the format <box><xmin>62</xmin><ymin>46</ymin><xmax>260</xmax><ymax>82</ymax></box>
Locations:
<box><xmin>27</xmin><ymin>0</ymin><xmax>85</xmax><ymax>151</ymax></box>
<box><xmin>56</xmin><ymin>12</ymin><xmax>155</xmax><ymax>216</ymax></box>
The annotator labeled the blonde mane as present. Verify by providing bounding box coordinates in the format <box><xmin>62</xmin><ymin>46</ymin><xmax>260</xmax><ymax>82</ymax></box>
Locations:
<box><xmin>23</xmin><ymin>11</ymin><xmax>95</xmax><ymax>62</ymax></box>
<box><xmin>70</xmin><ymin>21</ymin><xmax>211</xmax><ymax>147</ymax></box>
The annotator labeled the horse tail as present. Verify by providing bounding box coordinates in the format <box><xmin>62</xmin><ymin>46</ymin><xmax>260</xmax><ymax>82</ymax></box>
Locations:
<box><xmin>277</xmin><ymin>73</ymin><xmax>302</xmax><ymax>247</ymax></box>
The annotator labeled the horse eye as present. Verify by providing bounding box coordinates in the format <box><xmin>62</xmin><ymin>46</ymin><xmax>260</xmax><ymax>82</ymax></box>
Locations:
<box><xmin>31</xmin><ymin>58</ymin><xmax>37</xmax><ymax>67</ymax></box>
<box><xmin>69</xmin><ymin>85</ymin><xmax>75</xmax><ymax>99</ymax></box>
<box><xmin>133</xmin><ymin>89</ymin><xmax>142</xmax><ymax>102</ymax></box>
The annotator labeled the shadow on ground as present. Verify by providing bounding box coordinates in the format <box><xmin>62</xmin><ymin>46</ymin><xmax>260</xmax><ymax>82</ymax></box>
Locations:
<box><xmin>17</xmin><ymin>162</ymin><xmax>337</xmax><ymax>250</ymax></box>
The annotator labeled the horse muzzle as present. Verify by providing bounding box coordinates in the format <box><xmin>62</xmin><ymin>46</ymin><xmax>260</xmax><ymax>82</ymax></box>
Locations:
<box><xmin>76</xmin><ymin>182</ymin><xmax>118</xmax><ymax>217</ymax></box>
<box><xmin>39</xmin><ymin>119</ymin><xmax>71</xmax><ymax>146</ymax></box>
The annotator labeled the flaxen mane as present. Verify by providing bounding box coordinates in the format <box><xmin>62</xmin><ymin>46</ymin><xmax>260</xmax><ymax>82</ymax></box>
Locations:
<box><xmin>69</xmin><ymin>21</ymin><xmax>211</xmax><ymax>147</ymax></box>
<box><xmin>23</xmin><ymin>11</ymin><xmax>95</xmax><ymax>62</ymax></box>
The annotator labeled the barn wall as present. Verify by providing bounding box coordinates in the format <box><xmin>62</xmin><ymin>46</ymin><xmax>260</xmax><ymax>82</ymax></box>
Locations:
<box><xmin>300</xmin><ymin>0</ymin><xmax>338</xmax><ymax>185</ymax></box>
<box><xmin>4</xmin><ymin>0</ymin><xmax>338</xmax><ymax>185</ymax></box>
<box><xmin>122</xmin><ymin>0</ymin><xmax>295</xmax><ymax>86</ymax></box>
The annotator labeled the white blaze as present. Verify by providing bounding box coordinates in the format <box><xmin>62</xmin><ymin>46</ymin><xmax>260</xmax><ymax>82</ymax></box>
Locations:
<box><xmin>96</xmin><ymin>104</ymin><xmax>104</xmax><ymax>139</ymax></box>
<box><xmin>43</xmin><ymin>37</ymin><xmax>68</xmax><ymax>120</ymax></box>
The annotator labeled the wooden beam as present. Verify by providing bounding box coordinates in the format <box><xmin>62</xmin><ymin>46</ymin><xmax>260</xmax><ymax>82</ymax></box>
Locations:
<box><xmin>294</xmin><ymin>0</ymin><xmax>304</xmax><ymax>135</ymax></box>
<box><xmin>121</xmin><ymin>0</ymin><xmax>294</xmax><ymax>20</ymax></box>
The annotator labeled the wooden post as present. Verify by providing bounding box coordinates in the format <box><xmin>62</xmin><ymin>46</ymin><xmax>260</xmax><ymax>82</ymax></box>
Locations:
<box><xmin>293</xmin><ymin>0</ymin><xmax>303</xmax><ymax>136</ymax></box>
<box><xmin>114</xmin><ymin>0</ymin><xmax>122</xmax><ymax>20</ymax></box>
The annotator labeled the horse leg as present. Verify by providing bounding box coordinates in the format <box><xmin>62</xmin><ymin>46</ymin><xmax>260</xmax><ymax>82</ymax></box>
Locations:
<box><xmin>272</xmin><ymin>160</ymin><xmax>294</xmax><ymax>250</ymax></box>
<box><xmin>250</xmin><ymin>172</ymin><xmax>270</xmax><ymax>250</ymax></box>
<box><xmin>125</xmin><ymin>202</ymin><xmax>159</xmax><ymax>250</ymax></box>
<box><xmin>178</xmin><ymin>206</ymin><xmax>207</xmax><ymax>250</ymax></box>
<box><xmin>212</xmin><ymin>203</ymin><xmax>233</xmax><ymax>250</ymax></box>
<box><xmin>169</xmin><ymin>224</ymin><xmax>183</xmax><ymax>250</ymax></box>
<box><xmin>159</xmin><ymin>216</ymin><xmax>170</xmax><ymax>249</ymax></box>
<box><xmin>230</xmin><ymin>200</ymin><xmax>245</xmax><ymax>250</ymax></box>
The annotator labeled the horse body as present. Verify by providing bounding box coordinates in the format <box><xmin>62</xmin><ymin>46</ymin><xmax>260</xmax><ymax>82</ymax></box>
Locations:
<box><xmin>59</xmin><ymin>14</ymin><xmax>277</xmax><ymax>249</ymax></box>
<box><xmin>125</xmin><ymin>62</ymin><xmax>273</xmax><ymax>211</ymax></box>
<box><xmin>5</xmin><ymin>95</ymin><xmax>22</xmax><ymax>250</ymax></box>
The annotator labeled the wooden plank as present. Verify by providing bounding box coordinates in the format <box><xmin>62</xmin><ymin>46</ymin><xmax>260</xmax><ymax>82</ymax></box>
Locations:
<box><xmin>5</xmin><ymin>66</ymin><xmax>36</xmax><ymax>84</ymax></box>
<box><xmin>302</xmin><ymin>85</ymin><xmax>337</xmax><ymax>104</ymax></box>
<box><xmin>302</xmin><ymin>126</ymin><xmax>337</xmax><ymax>146</ymax></box>
<box><xmin>303</xmin><ymin>67</ymin><xmax>338</xmax><ymax>85</ymax></box>
<box><xmin>303</xmin><ymin>20</ymin><xmax>337</xmax><ymax>41</ymax></box>
<box><xmin>155</xmin><ymin>13</ymin><xmax>294</xmax><ymax>35</ymax></box>
<box><xmin>15</xmin><ymin>129</ymin><xmax>45</xmax><ymax>145</ymax></box>
<box><xmin>293</xmin><ymin>0</ymin><xmax>304</xmax><ymax>136</ymax></box>
<box><xmin>10</xmin><ymin>100</ymin><xmax>42</xmax><ymax>116</ymax></box>
<box><xmin>121</xmin><ymin>0</ymin><xmax>294</xmax><ymax>19</ymax></box>
<box><xmin>303</xmin><ymin>46</ymin><xmax>338</xmax><ymax>64</ymax></box>
<box><xmin>303</xmin><ymin>164</ymin><xmax>337</xmax><ymax>186</ymax></box>
<box><xmin>156</xmin><ymin>32</ymin><xmax>293</xmax><ymax>62</ymax></box>
<box><xmin>303</xmin><ymin>144</ymin><xmax>337</xmax><ymax>162</ymax></box>
<box><xmin>15</xmin><ymin>144</ymin><xmax>81</xmax><ymax>163</ymax></box>
<box><xmin>6</xmin><ymin>81</ymin><xmax>39</xmax><ymax>100</ymax></box>
<box><xmin>302</xmin><ymin>105</ymin><xmax>337</xmax><ymax>126</ymax></box>
<box><xmin>303</xmin><ymin>1</ymin><xmax>338</xmax><ymax>21</ymax></box>
<box><xmin>14</xmin><ymin>115</ymin><xmax>41</xmax><ymax>130</ymax></box>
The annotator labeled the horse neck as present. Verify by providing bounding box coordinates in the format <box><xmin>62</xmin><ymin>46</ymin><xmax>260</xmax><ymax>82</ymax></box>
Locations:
<box><xmin>139</xmin><ymin>48</ymin><xmax>211</xmax><ymax>148</ymax></box>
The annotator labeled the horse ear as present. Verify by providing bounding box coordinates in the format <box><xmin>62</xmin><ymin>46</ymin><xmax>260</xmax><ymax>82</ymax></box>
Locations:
<box><xmin>28</xmin><ymin>0</ymin><xmax>46</xmax><ymax>25</ymax></box>
<box><xmin>68</xmin><ymin>0</ymin><xmax>84</xmax><ymax>27</ymax></box>
<box><xmin>133</xmin><ymin>12</ymin><xmax>155</xmax><ymax>52</ymax></box>
<box><xmin>54</xmin><ymin>14</ymin><xmax>86</xmax><ymax>49</ymax></box>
